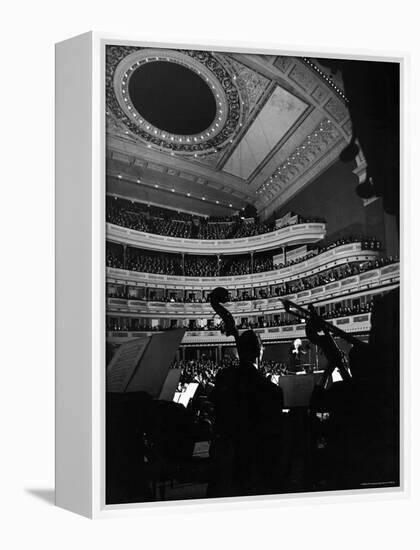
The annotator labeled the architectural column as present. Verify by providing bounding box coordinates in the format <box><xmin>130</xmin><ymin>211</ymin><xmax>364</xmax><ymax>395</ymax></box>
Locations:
<box><xmin>181</xmin><ymin>253</ymin><xmax>185</xmax><ymax>275</ymax></box>
<box><xmin>283</xmin><ymin>246</ymin><xmax>287</xmax><ymax>265</ymax></box>
<box><xmin>250</xmin><ymin>251</ymin><xmax>254</xmax><ymax>274</ymax></box>
<box><xmin>123</xmin><ymin>244</ymin><xmax>127</xmax><ymax>270</ymax></box>
<box><xmin>217</xmin><ymin>254</ymin><xmax>221</xmax><ymax>276</ymax></box>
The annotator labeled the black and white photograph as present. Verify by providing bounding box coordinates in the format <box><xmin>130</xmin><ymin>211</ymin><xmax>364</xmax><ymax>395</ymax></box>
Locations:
<box><xmin>3</xmin><ymin>0</ymin><xmax>420</xmax><ymax>541</ymax></box>
<box><xmin>104</xmin><ymin>45</ymin><xmax>400</xmax><ymax>505</ymax></box>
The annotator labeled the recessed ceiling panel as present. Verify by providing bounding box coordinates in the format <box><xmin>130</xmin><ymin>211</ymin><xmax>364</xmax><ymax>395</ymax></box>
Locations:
<box><xmin>222</xmin><ymin>86</ymin><xmax>307</xmax><ymax>180</ymax></box>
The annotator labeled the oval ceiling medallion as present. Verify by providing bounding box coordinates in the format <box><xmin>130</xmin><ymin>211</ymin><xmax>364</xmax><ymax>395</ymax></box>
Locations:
<box><xmin>106</xmin><ymin>47</ymin><xmax>244</xmax><ymax>157</ymax></box>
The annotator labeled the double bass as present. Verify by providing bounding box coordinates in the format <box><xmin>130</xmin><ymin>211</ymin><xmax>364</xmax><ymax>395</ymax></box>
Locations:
<box><xmin>207</xmin><ymin>287</ymin><xmax>285</xmax><ymax>497</ymax></box>
<box><xmin>209</xmin><ymin>287</ymin><xmax>240</xmax><ymax>343</ymax></box>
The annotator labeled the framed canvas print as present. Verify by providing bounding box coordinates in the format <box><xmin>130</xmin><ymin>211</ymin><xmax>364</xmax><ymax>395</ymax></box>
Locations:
<box><xmin>55</xmin><ymin>32</ymin><xmax>405</xmax><ymax>518</ymax></box>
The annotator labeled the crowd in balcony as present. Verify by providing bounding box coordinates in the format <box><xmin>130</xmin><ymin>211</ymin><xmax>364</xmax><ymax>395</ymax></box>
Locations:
<box><xmin>124</xmin><ymin>249</ymin><xmax>183</xmax><ymax>275</ymax></box>
<box><xmin>184</xmin><ymin>256</ymin><xmax>218</xmax><ymax>277</ymax></box>
<box><xmin>275</xmin><ymin>235</ymin><xmax>378</xmax><ymax>265</ymax></box>
<box><xmin>106</xmin><ymin>235</ymin><xmax>384</xmax><ymax>280</ymax></box>
<box><xmin>272</xmin><ymin>255</ymin><xmax>397</xmax><ymax>297</ymax></box>
<box><xmin>106</xmin><ymin>196</ymin><xmax>323</xmax><ymax>240</ymax></box>
<box><xmin>107</xmin><ymin>253</ymin><xmax>397</xmax><ymax>307</ymax></box>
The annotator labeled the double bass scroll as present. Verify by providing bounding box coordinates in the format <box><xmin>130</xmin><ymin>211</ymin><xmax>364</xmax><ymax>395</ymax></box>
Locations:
<box><xmin>208</xmin><ymin>287</ymin><xmax>239</xmax><ymax>346</ymax></box>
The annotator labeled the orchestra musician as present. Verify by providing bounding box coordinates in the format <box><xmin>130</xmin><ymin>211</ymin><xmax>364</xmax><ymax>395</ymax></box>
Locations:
<box><xmin>207</xmin><ymin>288</ymin><xmax>285</xmax><ymax>497</ymax></box>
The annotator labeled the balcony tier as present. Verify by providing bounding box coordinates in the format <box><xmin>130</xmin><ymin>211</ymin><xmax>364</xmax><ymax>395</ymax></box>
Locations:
<box><xmin>106</xmin><ymin>221</ymin><xmax>326</xmax><ymax>255</ymax></box>
<box><xmin>107</xmin><ymin>313</ymin><xmax>373</xmax><ymax>345</ymax></box>
<box><xmin>107</xmin><ymin>262</ymin><xmax>399</xmax><ymax>319</ymax></box>
<box><xmin>106</xmin><ymin>242</ymin><xmax>383</xmax><ymax>291</ymax></box>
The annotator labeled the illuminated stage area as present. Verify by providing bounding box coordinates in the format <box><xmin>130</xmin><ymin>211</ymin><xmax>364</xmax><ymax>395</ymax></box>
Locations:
<box><xmin>105</xmin><ymin>46</ymin><xmax>400</xmax><ymax>505</ymax></box>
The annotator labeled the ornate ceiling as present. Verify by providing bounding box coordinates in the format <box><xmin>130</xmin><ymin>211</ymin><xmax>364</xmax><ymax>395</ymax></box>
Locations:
<box><xmin>106</xmin><ymin>45</ymin><xmax>352</xmax><ymax>219</ymax></box>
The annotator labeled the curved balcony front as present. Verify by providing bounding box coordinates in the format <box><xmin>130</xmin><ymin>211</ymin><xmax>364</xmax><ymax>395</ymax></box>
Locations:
<box><xmin>106</xmin><ymin>313</ymin><xmax>373</xmax><ymax>345</ymax></box>
<box><xmin>106</xmin><ymin>242</ymin><xmax>383</xmax><ymax>292</ymax></box>
<box><xmin>107</xmin><ymin>262</ymin><xmax>400</xmax><ymax>319</ymax></box>
<box><xmin>106</xmin><ymin>221</ymin><xmax>326</xmax><ymax>255</ymax></box>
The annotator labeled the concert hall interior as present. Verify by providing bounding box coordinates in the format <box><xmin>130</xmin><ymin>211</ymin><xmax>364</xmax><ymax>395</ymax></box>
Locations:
<box><xmin>105</xmin><ymin>46</ymin><xmax>400</xmax><ymax>505</ymax></box>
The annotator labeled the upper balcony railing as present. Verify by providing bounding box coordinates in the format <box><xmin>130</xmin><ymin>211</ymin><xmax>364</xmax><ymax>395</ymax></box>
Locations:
<box><xmin>106</xmin><ymin>242</ymin><xmax>383</xmax><ymax>291</ymax></box>
<box><xmin>106</xmin><ymin>221</ymin><xmax>326</xmax><ymax>255</ymax></box>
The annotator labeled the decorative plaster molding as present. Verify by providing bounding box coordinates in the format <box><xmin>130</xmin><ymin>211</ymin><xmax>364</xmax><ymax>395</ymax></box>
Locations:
<box><xmin>107</xmin><ymin>46</ymin><xmax>245</xmax><ymax>158</ymax></box>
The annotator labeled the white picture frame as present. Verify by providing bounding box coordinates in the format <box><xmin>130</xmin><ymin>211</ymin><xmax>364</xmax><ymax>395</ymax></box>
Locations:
<box><xmin>55</xmin><ymin>32</ymin><xmax>407</xmax><ymax>518</ymax></box>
